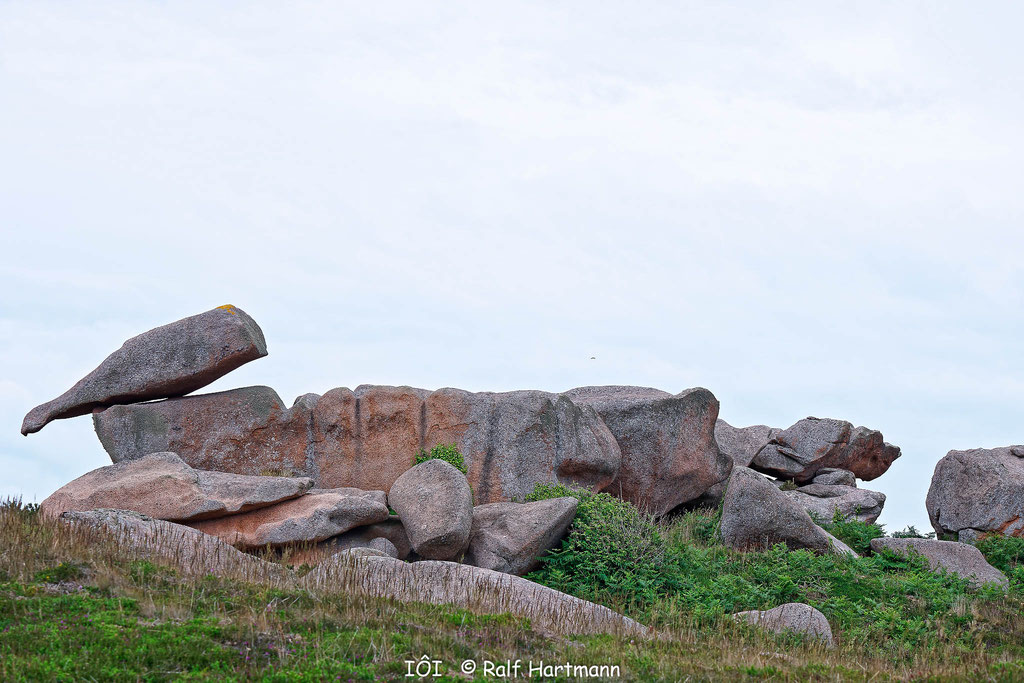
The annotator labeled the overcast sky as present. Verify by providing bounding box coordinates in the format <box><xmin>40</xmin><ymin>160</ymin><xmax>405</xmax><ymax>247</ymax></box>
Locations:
<box><xmin>3</xmin><ymin>2</ymin><xmax>1023</xmax><ymax>532</ymax></box>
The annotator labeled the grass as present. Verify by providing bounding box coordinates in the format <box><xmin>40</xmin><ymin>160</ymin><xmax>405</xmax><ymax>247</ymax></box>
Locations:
<box><xmin>4</xmin><ymin>495</ymin><xmax>1024</xmax><ymax>681</ymax></box>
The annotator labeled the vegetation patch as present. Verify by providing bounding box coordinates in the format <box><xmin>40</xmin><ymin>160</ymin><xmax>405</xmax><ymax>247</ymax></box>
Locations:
<box><xmin>414</xmin><ymin>443</ymin><xmax>467</xmax><ymax>474</ymax></box>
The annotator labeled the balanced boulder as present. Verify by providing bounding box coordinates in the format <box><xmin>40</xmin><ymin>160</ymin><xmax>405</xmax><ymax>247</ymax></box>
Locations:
<box><xmin>565</xmin><ymin>386</ymin><xmax>730</xmax><ymax>516</ymax></box>
<box><xmin>733</xmin><ymin>603</ymin><xmax>834</xmax><ymax>646</ymax></box>
<box><xmin>464</xmin><ymin>497</ymin><xmax>578</xmax><ymax>575</ymax></box>
<box><xmin>926</xmin><ymin>446</ymin><xmax>1024</xmax><ymax>541</ymax></box>
<box><xmin>811</xmin><ymin>468</ymin><xmax>856</xmax><ymax>487</ymax></box>
<box><xmin>187</xmin><ymin>488</ymin><xmax>389</xmax><ymax>548</ymax></box>
<box><xmin>22</xmin><ymin>305</ymin><xmax>267</xmax><ymax>435</ymax></box>
<box><xmin>388</xmin><ymin>459</ymin><xmax>473</xmax><ymax>560</ymax></box>
<box><xmin>40</xmin><ymin>452</ymin><xmax>313</xmax><ymax>521</ymax></box>
<box><xmin>720</xmin><ymin>467</ymin><xmax>856</xmax><ymax>556</ymax></box>
<box><xmin>715</xmin><ymin>420</ymin><xmax>778</xmax><ymax>468</ymax></box>
<box><xmin>752</xmin><ymin>418</ymin><xmax>900</xmax><ymax>483</ymax></box>
<box><xmin>870</xmin><ymin>537</ymin><xmax>1007</xmax><ymax>589</ymax></box>
<box><xmin>782</xmin><ymin>484</ymin><xmax>885</xmax><ymax>524</ymax></box>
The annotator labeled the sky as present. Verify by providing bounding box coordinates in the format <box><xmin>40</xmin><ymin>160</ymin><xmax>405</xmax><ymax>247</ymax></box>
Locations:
<box><xmin>2</xmin><ymin>2</ymin><xmax>1023</xmax><ymax>533</ymax></box>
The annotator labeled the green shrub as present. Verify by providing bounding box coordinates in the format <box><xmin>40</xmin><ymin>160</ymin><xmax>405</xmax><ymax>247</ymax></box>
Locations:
<box><xmin>975</xmin><ymin>534</ymin><xmax>1024</xmax><ymax>586</ymax></box>
<box><xmin>414</xmin><ymin>443</ymin><xmax>466</xmax><ymax>474</ymax></box>
<box><xmin>891</xmin><ymin>524</ymin><xmax>936</xmax><ymax>539</ymax></box>
<box><xmin>813</xmin><ymin>509</ymin><xmax>885</xmax><ymax>556</ymax></box>
<box><xmin>33</xmin><ymin>562</ymin><xmax>83</xmax><ymax>584</ymax></box>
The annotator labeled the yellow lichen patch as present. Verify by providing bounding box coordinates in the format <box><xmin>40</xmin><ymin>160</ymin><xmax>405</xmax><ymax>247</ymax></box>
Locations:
<box><xmin>216</xmin><ymin>304</ymin><xmax>238</xmax><ymax>315</ymax></box>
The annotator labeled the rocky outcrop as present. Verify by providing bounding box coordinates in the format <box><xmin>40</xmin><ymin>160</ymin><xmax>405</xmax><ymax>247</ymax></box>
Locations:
<box><xmin>870</xmin><ymin>538</ymin><xmax>1008</xmax><ymax>589</ymax></box>
<box><xmin>61</xmin><ymin>509</ymin><xmax>288</xmax><ymax>580</ymax></box>
<box><xmin>187</xmin><ymin>488</ymin><xmax>389</xmax><ymax>548</ymax></box>
<box><xmin>40</xmin><ymin>452</ymin><xmax>313</xmax><ymax>521</ymax></box>
<box><xmin>301</xmin><ymin>553</ymin><xmax>647</xmax><ymax>637</ymax></box>
<box><xmin>285</xmin><ymin>518</ymin><xmax>412</xmax><ymax>565</ymax></box>
<box><xmin>926</xmin><ymin>446</ymin><xmax>1024</xmax><ymax>541</ymax></box>
<box><xmin>720</xmin><ymin>467</ymin><xmax>856</xmax><ymax>557</ymax></box>
<box><xmin>388</xmin><ymin>459</ymin><xmax>473</xmax><ymax>561</ymax></box>
<box><xmin>783</xmin><ymin>484</ymin><xmax>885</xmax><ymax>524</ymax></box>
<box><xmin>733</xmin><ymin>603</ymin><xmax>834</xmax><ymax>646</ymax></box>
<box><xmin>752</xmin><ymin>418</ymin><xmax>900</xmax><ymax>483</ymax></box>
<box><xmin>22</xmin><ymin>305</ymin><xmax>267</xmax><ymax>435</ymax></box>
<box><xmin>93</xmin><ymin>386</ymin><xmax>316</xmax><ymax>477</ymax></box>
<box><xmin>715</xmin><ymin>421</ymin><xmax>778</xmax><ymax>468</ymax></box>
<box><xmin>464</xmin><ymin>497</ymin><xmax>577</xmax><ymax>575</ymax></box>
<box><xmin>811</xmin><ymin>468</ymin><xmax>856</xmax><ymax>487</ymax></box>
<box><xmin>565</xmin><ymin>386</ymin><xmax>730</xmax><ymax>516</ymax></box>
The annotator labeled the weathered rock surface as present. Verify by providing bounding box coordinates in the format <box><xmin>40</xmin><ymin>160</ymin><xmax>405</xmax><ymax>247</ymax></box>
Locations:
<box><xmin>733</xmin><ymin>603</ymin><xmax>834</xmax><ymax>646</ymax></box>
<box><xmin>22</xmin><ymin>305</ymin><xmax>267</xmax><ymax>435</ymax></box>
<box><xmin>720</xmin><ymin>467</ymin><xmax>856</xmax><ymax>557</ymax></box>
<box><xmin>565</xmin><ymin>386</ymin><xmax>730</xmax><ymax>516</ymax></box>
<box><xmin>301</xmin><ymin>553</ymin><xmax>647</xmax><ymax>637</ymax></box>
<box><xmin>188</xmin><ymin>488</ymin><xmax>389</xmax><ymax>548</ymax></box>
<box><xmin>94</xmin><ymin>386</ymin><xmax>316</xmax><ymax>476</ymax></box>
<box><xmin>812</xmin><ymin>468</ymin><xmax>857</xmax><ymax>487</ymax></box>
<box><xmin>870</xmin><ymin>537</ymin><xmax>1008</xmax><ymax>589</ymax></box>
<box><xmin>783</xmin><ymin>484</ymin><xmax>885</xmax><ymax>524</ymax></box>
<box><xmin>96</xmin><ymin>384</ymin><xmax>621</xmax><ymax>504</ymax></box>
<box><xmin>927</xmin><ymin>446</ymin><xmax>1024</xmax><ymax>541</ymax></box>
<box><xmin>368</xmin><ymin>537</ymin><xmax>399</xmax><ymax>558</ymax></box>
<box><xmin>40</xmin><ymin>452</ymin><xmax>313</xmax><ymax>521</ymax></box>
<box><xmin>752</xmin><ymin>418</ymin><xmax>900</xmax><ymax>483</ymax></box>
<box><xmin>61</xmin><ymin>509</ymin><xmax>288</xmax><ymax>580</ymax></box>
<box><xmin>285</xmin><ymin>518</ymin><xmax>412</xmax><ymax>565</ymax></box>
<box><xmin>388</xmin><ymin>459</ymin><xmax>473</xmax><ymax>561</ymax></box>
<box><xmin>464</xmin><ymin>497</ymin><xmax>577</xmax><ymax>575</ymax></box>
<box><xmin>715</xmin><ymin>420</ymin><xmax>778</xmax><ymax>468</ymax></box>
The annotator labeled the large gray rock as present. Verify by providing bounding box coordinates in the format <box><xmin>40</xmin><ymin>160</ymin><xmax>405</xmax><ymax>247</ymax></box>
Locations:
<box><xmin>301</xmin><ymin>553</ymin><xmax>647</xmax><ymax>637</ymax></box>
<box><xmin>388</xmin><ymin>459</ymin><xmax>473</xmax><ymax>561</ymax></box>
<box><xmin>22</xmin><ymin>305</ymin><xmax>267</xmax><ymax>435</ymax></box>
<box><xmin>812</xmin><ymin>468</ymin><xmax>857</xmax><ymax>487</ymax></box>
<box><xmin>733</xmin><ymin>603</ymin><xmax>833</xmax><ymax>646</ymax></box>
<box><xmin>285</xmin><ymin>518</ymin><xmax>412</xmax><ymax>566</ymax></box>
<box><xmin>187</xmin><ymin>488</ymin><xmax>389</xmax><ymax>548</ymax></box>
<box><xmin>40</xmin><ymin>452</ymin><xmax>313</xmax><ymax>522</ymax></box>
<box><xmin>926</xmin><ymin>446</ymin><xmax>1024</xmax><ymax>542</ymax></box>
<box><xmin>870</xmin><ymin>537</ymin><xmax>1008</xmax><ymax>589</ymax></box>
<box><xmin>61</xmin><ymin>509</ymin><xmax>288</xmax><ymax>581</ymax></box>
<box><xmin>464</xmin><ymin>497</ymin><xmax>577</xmax><ymax>575</ymax></box>
<box><xmin>752</xmin><ymin>418</ymin><xmax>900</xmax><ymax>483</ymax></box>
<box><xmin>720</xmin><ymin>467</ymin><xmax>856</xmax><ymax>557</ymax></box>
<box><xmin>565</xmin><ymin>386</ymin><xmax>731</xmax><ymax>516</ymax></box>
<box><xmin>783</xmin><ymin>484</ymin><xmax>885</xmax><ymax>524</ymax></box>
<box><xmin>715</xmin><ymin>420</ymin><xmax>779</xmax><ymax>468</ymax></box>
<box><xmin>94</xmin><ymin>386</ymin><xmax>316</xmax><ymax>477</ymax></box>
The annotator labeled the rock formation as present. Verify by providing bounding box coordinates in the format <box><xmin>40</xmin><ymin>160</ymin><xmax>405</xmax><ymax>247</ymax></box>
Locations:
<box><xmin>782</xmin><ymin>484</ymin><xmax>885</xmax><ymax>524</ymax></box>
<box><xmin>870</xmin><ymin>537</ymin><xmax>1007</xmax><ymax>589</ymax></box>
<box><xmin>926</xmin><ymin>446</ymin><xmax>1024</xmax><ymax>542</ymax></box>
<box><xmin>463</xmin><ymin>497</ymin><xmax>577</xmax><ymax>575</ymax></box>
<box><xmin>733</xmin><ymin>603</ymin><xmax>834</xmax><ymax>646</ymax></box>
<box><xmin>388</xmin><ymin>459</ymin><xmax>473</xmax><ymax>561</ymax></box>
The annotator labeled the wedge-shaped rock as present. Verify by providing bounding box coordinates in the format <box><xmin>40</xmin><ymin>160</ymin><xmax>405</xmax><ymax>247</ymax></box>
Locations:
<box><xmin>285</xmin><ymin>518</ymin><xmax>412</xmax><ymax>566</ymax></box>
<box><xmin>720</xmin><ymin>467</ymin><xmax>856</xmax><ymax>557</ymax></box>
<box><xmin>301</xmin><ymin>554</ymin><xmax>647</xmax><ymax>637</ymax></box>
<box><xmin>811</xmin><ymin>468</ymin><xmax>856</xmax><ymax>487</ymax></box>
<box><xmin>870</xmin><ymin>538</ymin><xmax>1007</xmax><ymax>589</ymax></box>
<box><xmin>62</xmin><ymin>509</ymin><xmax>288</xmax><ymax>580</ymax></box>
<box><xmin>733</xmin><ymin>603</ymin><xmax>833</xmax><ymax>646</ymax></box>
<box><xmin>715</xmin><ymin>420</ymin><xmax>778</xmax><ymax>468</ymax></box>
<box><xmin>94</xmin><ymin>386</ymin><xmax>315</xmax><ymax>476</ymax></box>
<box><xmin>22</xmin><ymin>305</ymin><xmax>267</xmax><ymax>435</ymax></box>
<box><xmin>389</xmin><ymin>459</ymin><xmax>472</xmax><ymax>561</ymax></box>
<box><xmin>783</xmin><ymin>484</ymin><xmax>885</xmax><ymax>524</ymax></box>
<box><xmin>565</xmin><ymin>386</ymin><xmax>730</xmax><ymax>516</ymax></box>
<box><xmin>40</xmin><ymin>452</ymin><xmax>312</xmax><ymax>521</ymax></box>
<box><xmin>926</xmin><ymin>446</ymin><xmax>1024</xmax><ymax>541</ymax></box>
<box><xmin>188</xmin><ymin>488</ymin><xmax>389</xmax><ymax>548</ymax></box>
<box><xmin>464</xmin><ymin>497</ymin><xmax>577</xmax><ymax>575</ymax></box>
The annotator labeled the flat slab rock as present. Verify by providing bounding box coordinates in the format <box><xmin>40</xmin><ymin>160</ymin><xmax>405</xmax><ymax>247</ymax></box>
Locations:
<box><xmin>22</xmin><ymin>305</ymin><xmax>267</xmax><ymax>435</ymax></box>
<box><xmin>188</xmin><ymin>488</ymin><xmax>389</xmax><ymax>549</ymax></box>
<box><xmin>733</xmin><ymin>603</ymin><xmax>834</xmax><ymax>646</ymax></box>
<box><xmin>926</xmin><ymin>446</ymin><xmax>1024</xmax><ymax>541</ymax></box>
<box><xmin>720</xmin><ymin>467</ymin><xmax>857</xmax><ymax>557</ymax></box>
<box><xmin>40</xmin><ymin>451</ymin><xmax>313</xmax><ymax>522</ymax></box>
<box><xmin>464</xmin><ymin>497</ymin><xmax>577</xmax><ymax>575</ymax></box>
<box><xmin>783</xmin><ymin>484</ymin><xmax>885</xmax><ymax>524</ymax></box>
<box><xmin>301</xmin><ymin>553</ymin><xmax>647</xmax><ymax>637</ymax></box>
<box><xmin>870</xmin><ymin>537</ymin><xmax>1008</xmax><ymax>589</ymax></box>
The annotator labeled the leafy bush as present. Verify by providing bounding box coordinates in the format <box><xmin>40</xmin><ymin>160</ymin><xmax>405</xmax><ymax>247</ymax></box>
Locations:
<box><xmin>813</xmin><ymin>509</ymin><xmax>885</xmax><ymax>556</ymax></box>
<box><xmin>414</xmin><ymin>443</ymin><xmax>466</xmax><ymax>474</ymax></box>
<box><xmin>33</xmin><ymin>562</ymin><xmax>83</xmax><ymax>584</ymax></box>
<box><xmin>975</xmin><ymin>534</ymin><xmax>1024</xmax><ymax>587</ymax></box>
<box><xmin>891</xmin><ymin>524</ymin><xmax>936</xmax><ymax>539</ymax></box>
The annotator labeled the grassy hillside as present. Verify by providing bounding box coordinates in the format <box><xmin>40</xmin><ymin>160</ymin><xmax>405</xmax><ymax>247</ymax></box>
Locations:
<box><xmin>2</xmin><ymin>496</ymin><xmax>1024</xmax><ymax>681</ymax></box>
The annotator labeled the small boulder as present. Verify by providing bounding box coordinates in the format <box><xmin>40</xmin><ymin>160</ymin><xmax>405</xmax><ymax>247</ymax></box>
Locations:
<box><xmin>565</xmin><ymin>386</ymin><xmax>731</xmax><ymax>516</ymax></box>
<box><xmin>464</xmin><ymin>497</ymin><xmax>578</xmax><ymax>575</ymax></box>
<box><xmin>870</xmin><ymin>538</ymin><xmax>1008</xmax><ymax>589</ymax></box>
<box><xmin>285</xmin><ymin>519</ymin><xmax>412</xmax><ymax>565</ymax></box>
<box><xmin>40</xmin><ymin>452</ymin><xmax>313</xmax><ymax>521</ymax></box>
<box><xmin>811</xmin><ymin>468</ymin><xmax>857</xmax><ymax>487</ymax></box>
<box><xmin>926</xmin><ymin>446</ymin><xmax>1024</xmax><ymax>541</ymax></box>
<box><xmin>783</xmin><ymin>484</ymin><xmax>885</xmax><ymax>524</ymax></box>
<box><xmin>368</xmin><ymin>537</ymin><xmax>399</xmax><ymax>558</ymax></box>
<box><xmin>733</xmin><ymin>603</ymin><xmax>834</xmax><ymax>646</ymax></box>
<box><xmin>187</xmin><ymin>488</ymin><xmax>390</xmax><ymax>548</ymax></box>
<box><xmin>22</xmin><ymin>305</ymin><xmax>267</xmax><ymax>435</ymax></box>
<box><xmin>720</xmin><ymin>467</ymin><xmax>856</xmax><ymax>557</ymax></box>
<box><xmin>388</xmin><ymin>459</ymin><xmax>473</xmax><ymax>561</ymax></box>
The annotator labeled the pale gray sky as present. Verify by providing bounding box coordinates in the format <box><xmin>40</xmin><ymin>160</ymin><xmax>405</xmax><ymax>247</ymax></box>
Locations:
<box><xmin>3</xmin><ymin>2</ymin><xmax>1023</xmax><ymax>532</ymax></box>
